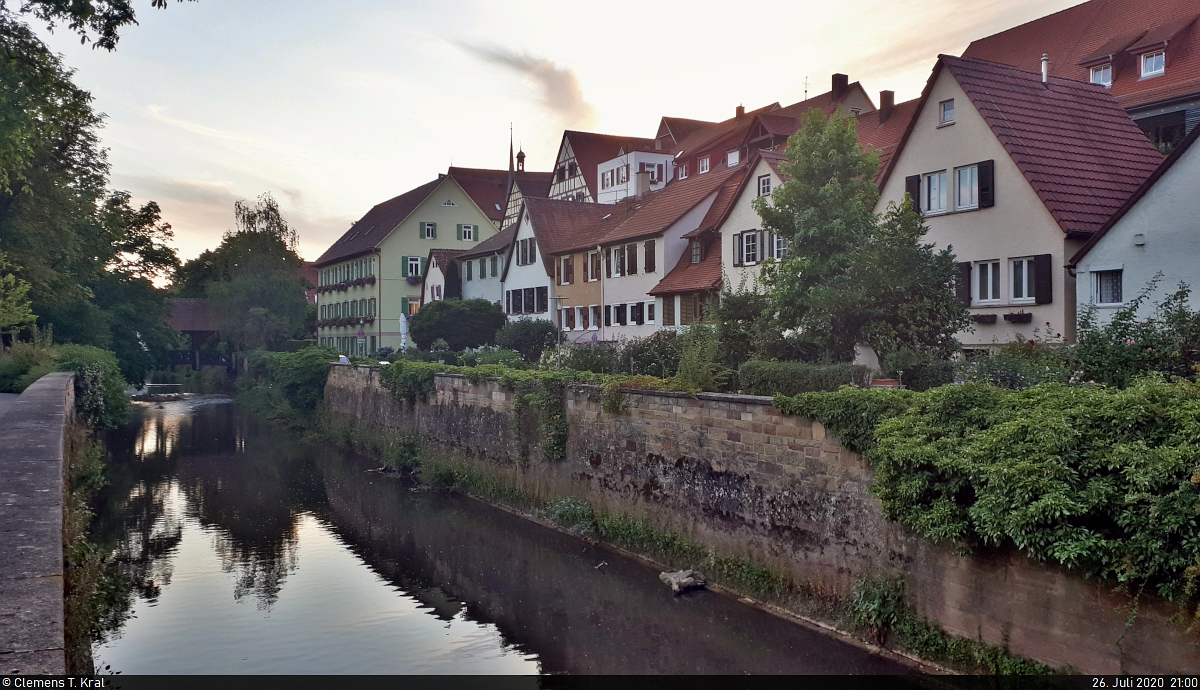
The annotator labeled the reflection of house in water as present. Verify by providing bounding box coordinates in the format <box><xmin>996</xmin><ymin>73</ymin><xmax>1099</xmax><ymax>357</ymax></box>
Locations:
<box><xmin>164</xmin><ymin>298</ymin><xmax>231</xmax><ymax>371</ymax></box>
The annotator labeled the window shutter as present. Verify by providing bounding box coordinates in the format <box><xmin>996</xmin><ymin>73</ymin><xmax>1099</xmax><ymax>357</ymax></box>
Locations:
<box><xmin>429</xmin><ymin>222</ymin><xmax>437</xmax><ymax>239</ymax></box>
<box><xmin>419</xmin><ymin>257</ymin><xmax>426</xmax><ymax>276</ymax></box>
<box><xmin>457</xmin><ymin>224</ymin><xmax>463</xmax><ymax>240</ymax></box>
<box><xmin>733</xmin><ymin>232</ymin><xmax>743</xmax><ymax>266</ymax></box>
<box><xmin>401</xmin><ymin>256</ymin><xmax>409</xmax><ymax>276</ymax></box>
<box><xmin>758</xmin><ymin>230</ymin><xmax>766</xmax><ymax>260</ymax></box>
<box><xmin>401</xmin><ymin>296</ymin><xmax>409</xmax><ymax>314</ymax></box>
<box><xmin>568</xmin><ymin>255</ymin><xmax>574</xmax><ymax>283</ymax></box>
<box><xmin>505</xmin><ymin>291</ymin><xmax>511</xmax><ymax>314</ymax></box>
<box><xmin>905</xmin><ymin>175</ymin><xmax>921</xmax><ymax>207</ymax></box>
<box><xmin>605</xmin><ymin>249</ymin><xmax>612</xmax><ymax>278</ymax></box>
<box><xmin>627</xmin><ymin>244</ymin><xmax>637</xmax><ymax>275</ymax></box>
<box><xmin>1034</xmin><ymin>254</ymin><xmax>1053</xmax><ymax>304</ymax></box>
<box><xmin>956</xmin><ymin>262</ymin><xmax>972</xmax><ymax>304</ymax></box>
<box><xmin>978</xmin><ymin>160</ymin><xmax>995</xmax><ymax>208</ymax></box>
<box><xmin>657</xmin><ymin>164</ymin><xmax>663</xmax><ymax>182</ymax></box>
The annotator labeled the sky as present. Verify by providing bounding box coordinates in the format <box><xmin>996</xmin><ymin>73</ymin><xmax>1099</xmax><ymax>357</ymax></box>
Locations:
<box><xmin>34</xmin><ymin>0</ymin><xmax>1083</xmax><ymax>263</ymax></box>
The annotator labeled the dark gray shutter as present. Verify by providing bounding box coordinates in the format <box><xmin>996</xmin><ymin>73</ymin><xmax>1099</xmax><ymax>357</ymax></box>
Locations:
<box><xmin>978</xmin><ymin>160</ymin><xmax>995</xmax><ymax>208</ymax></box>
<box><xmin>1034</xmin><ymin>254</ymin><xmax>1053</xmax><ymax>304</ymax></box>
<box><xmin>733</xmin><ymin>232</ymin><xmax>743</xmax><ymax>266</ymax></box>
<box><xmin>957</xmin><ymin>262</ymin><xmax>972</xmax><ymax>304</ymax></box>
<box><xmin>905</xmin><ymin>175</ymin><xmax>921</xmax><ymax>207</ymax></box>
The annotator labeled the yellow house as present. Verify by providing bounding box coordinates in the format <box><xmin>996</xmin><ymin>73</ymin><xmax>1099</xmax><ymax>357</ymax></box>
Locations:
<box><xmin>314</xmin><ymin>169</ymin><xmax>506</xmax><ymax>355</ymax></box>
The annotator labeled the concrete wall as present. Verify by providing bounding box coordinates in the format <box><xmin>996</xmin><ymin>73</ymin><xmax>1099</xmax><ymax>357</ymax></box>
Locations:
<box><xmin>325</xmin><ymin>365</ymin><xmax>1200</xmax><ymax>674</ymax></box>
<box><xmin>0</xmin><ymin>372</ymin><xmax>74</xmax><ymax>675</ymax></box>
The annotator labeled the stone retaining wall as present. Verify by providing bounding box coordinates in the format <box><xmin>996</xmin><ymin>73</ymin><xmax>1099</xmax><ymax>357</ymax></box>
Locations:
<box><xmin>325</xmin><ymin>365</ymin><xmax>1200</xmax><ymax>673</ymax></box>
<box><xmin>0</xmin><ymin>372</ymin><xmax>74</xmax><ymax>675</ymax></box>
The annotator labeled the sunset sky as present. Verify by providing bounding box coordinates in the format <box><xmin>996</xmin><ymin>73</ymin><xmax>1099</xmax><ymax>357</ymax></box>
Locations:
<box><xmin>35</xmin><ymin>0</ymin><xmax>1082</xmax><ymax>263</ymax></box>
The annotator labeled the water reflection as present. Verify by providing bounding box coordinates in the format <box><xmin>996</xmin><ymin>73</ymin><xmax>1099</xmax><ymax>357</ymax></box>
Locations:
<box><xmin>92</xmin><ymin>398</ymin><xmax>910</xmax><ymax>675</ymax></box>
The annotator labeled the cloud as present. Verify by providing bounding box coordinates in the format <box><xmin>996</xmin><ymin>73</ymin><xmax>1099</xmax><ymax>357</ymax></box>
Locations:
<box><xmin>460</xmin><ymin>44</ymin><xmax>597</xmax><ymax>130</ymax></box>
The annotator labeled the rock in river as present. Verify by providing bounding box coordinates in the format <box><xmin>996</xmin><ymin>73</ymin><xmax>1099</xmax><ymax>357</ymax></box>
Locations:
<box><xmin>659</xmin><ymin>569</ymin><xmax>706</xmax><ymax>594</ymax></box>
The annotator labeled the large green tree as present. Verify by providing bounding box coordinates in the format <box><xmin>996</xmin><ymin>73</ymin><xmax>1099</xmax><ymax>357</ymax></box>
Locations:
<box><xmin>409</xmin><ymin>298</ymin><xmax>506</xmax><ymax>352</ymax></box>
<box><xmin>755</xmin><ymin>109</ymin><xmax>968</xmax><ymax>360</ymax></box>
<box><xmin>178</xmin><ymin>193</ymin><xmax>309</xmax><ymax>351</ymax></box>
<box><xmin>2</xmin><ymin>0</ymin><xmax>193</xmax><ymax>51</ymax></box>
<box><xmin>0</xmin><ymin>250</ymin><xmax>33</xmax><ymax>332</ymax></box>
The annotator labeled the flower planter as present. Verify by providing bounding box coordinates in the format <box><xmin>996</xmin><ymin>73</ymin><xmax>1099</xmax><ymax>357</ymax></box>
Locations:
<box><xmin>1003</xmin><ymin>312</ymin><xmax>1033</xmax><ymax>323</ymax></box>
<box><xmin>870</xmin><ymin>378</ymin><xmax>902</xmax><ymax>388</ymax></box>
<box><xmin>972</xmin><ymin>313</ymin><xmax>998</xmax><ymax>324</ymax></box>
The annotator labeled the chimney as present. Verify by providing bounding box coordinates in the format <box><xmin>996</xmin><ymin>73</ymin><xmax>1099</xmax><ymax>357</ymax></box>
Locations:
<box><xmin>635</xmin><ymin>170</ymin><xmax>651</xmax><ymax>199</ymax></box>
<box><xmin>736</xmin><ymin>104</ymin><xmax>745</xmax><ymax>118</ymax></box>
<box><xmin>832</xmin><ymin>73</ymin><xmax>849</xmax><ymax>98</ymax></box>
<box><xmin>1041</xmin><ymin>53</ymin><xmax>1050</xmax><ymax>85</ymax></box>
<box><xmin>879</xmin><ymin>90</ymin><xmax>894</xmax><ymax>125</ymax></box>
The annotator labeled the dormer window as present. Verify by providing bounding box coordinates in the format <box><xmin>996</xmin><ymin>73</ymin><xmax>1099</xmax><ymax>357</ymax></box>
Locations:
<box><xmin>938</xmin><ymin>99</ymin><xmax>955</xmax><ymax>126</ymax></box>
<box><xmin>726</xmin><ymin>149</ymin><xmax>740</xmax><ymax>166</ymax></box>
<box><xmin>1141</xmin><ymin>51</ymin><xmax>1165</xmax><ymax>77</ymax></box>
<box><xmin>679</xmin><ymin>163</ymin><xmax>688</xmax><ymax>180</ymax></box>
<box><xmin>1090</xmin><ymin>64</ymin><xmax>1112</xmax><ymax>87</ymax></box>
<box><xmin>690</xmin><ymin>240</ymin><xmax>702</xmax><ymax>264</ymax></box>
<box><xmin>699</xmin><ymin>157</ymin><xmax>710</xmax><ymax>174</ymax></box>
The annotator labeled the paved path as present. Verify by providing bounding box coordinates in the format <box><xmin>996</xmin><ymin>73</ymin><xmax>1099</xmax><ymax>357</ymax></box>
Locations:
<box><xmin>0</xmin><ymin>392</ymin><xmax>18</xmax><ymax>421</ymax></box>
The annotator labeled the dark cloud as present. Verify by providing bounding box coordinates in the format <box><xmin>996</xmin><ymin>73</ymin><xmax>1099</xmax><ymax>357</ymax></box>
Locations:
<box><xmin>460</xmin><ymin>44</ymin><xmax>597</xmax><ymax>129</ymax></box>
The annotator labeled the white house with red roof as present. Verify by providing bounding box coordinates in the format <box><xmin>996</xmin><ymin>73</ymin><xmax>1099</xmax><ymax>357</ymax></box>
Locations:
<box><xmin>1069</xmin><ymin>123</ymin><xmax>1200</xmax><ymax>325</ymax></box>
<box><xmin>548</xmin><ymin>131</ymin><xmax>659</xmax><ymax>203</ymax></box>
<box><xmin>878</xmin><ymin>55</ymin><xmax>1163</xmax><ymax>347</ymax></box>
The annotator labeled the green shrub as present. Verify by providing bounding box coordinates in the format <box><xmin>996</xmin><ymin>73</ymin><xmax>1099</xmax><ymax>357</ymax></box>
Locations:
<box><xmin>0</xmin><ymin>341</ymin><xmax>56</xmax><ymax>392</ymax></box>
<box><xmin>880</xmin><ymin>348</ymin><xmax>955</xmax><ymax>392</ymax></box>
<box><xmin>15</xmin><ymin>345</ymin><xmax>129</xmax><ymax>428</ymax></box>
<box><xmin>773</xmin><ymin>386</ymin><xmax>914</xmax><ymax>454</ymax></box>
<box><xmin>495</xmin><ymin>318</ymin><xmax>559</xmax><ymax>363</ymax></box>
<box><xmin>676</xmin><ymin>323</ymin><xmax>730</xmax><ymax>393</ymax></box>
<box><xmin>738</xmin><ymin>360</ymin><xmax>872</xmax><ymax>396</ymax></box>
<box><xmin>409</xmin><ymin>298</ymin><xmax>506</xmax><ymax>352</ymax></box>
<box><xmin>240</xmin><ymin>347</ymin><xmax>338</xmax><ymax>417</ymax></box>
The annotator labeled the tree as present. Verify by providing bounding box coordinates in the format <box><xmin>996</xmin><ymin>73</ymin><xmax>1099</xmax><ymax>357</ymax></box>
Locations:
<box><xmin>1</xmin><ymin>0</ymin><xmax>194</xmax><ymax>51</ymax></box>
<box><xmin>0</xmin><ymin>250</ymin><xmax>33</xmax><ymax>332</ymax></box>
<box><xmin>755</xmin><ymin>109</ymin><xmax>967</xmax><ymax>361</ymax></box>
<box><xmin>495</xmin><ymin>318</ymin><xmax>559</xmax><ymax>363</ymax></box>
<box><xmin>409</xmin><ymin>299</ymin><xmax>506</xmax><ymax>352</ymax></box>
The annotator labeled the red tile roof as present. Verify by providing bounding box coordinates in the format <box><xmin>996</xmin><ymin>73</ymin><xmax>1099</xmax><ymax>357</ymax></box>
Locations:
<box><xmin>523</xmin><ymin>197</ymin><xmax>624</xmax><ymax>275</ymax></box>
<box><xmin>962</xmin><ymin>0</ymin><xmax>1200</xmax><ymax>112</ymax></box>
<box><xmin>649</xmin><ymin>238</ymin><xmax>723</xmax><ymax>296</ymax></box>
<box><xmin>428</xmin><ymin>248</ymin><xmax>468</xmax><ymax>270</ymax></box>
<box><xmin>1071</xmin><ymin>117</ymin><xmax>1200</xmax><ymax>265</ymax></box>
<box><xmin>600</xmin><ymin>162</ymin><xmax>749</xmax><ymax>246</ymax></box>
<box><xmin>457</xmin><ymin>222</ymin><xmax>517</xmax><ymax>261</ymax></box>
<box><xmin>941</xmin><ymin>55</ymin><xmax>1164</xmax><ymax>235</ymax></box>
<box><xmin>682</xmin><ymin>165</ymin><xmax>753</xmax><ymax>239</ymax></box>
<box><xmin>515</xmin><ymin>171</ymin><xmax>554</xmax><ymax>201</ymax></box>
<box><xmin>315</xmin><ymin>177</ymin><xmax>443</xmax><ymax>266</ymax></box>
<box><xmin>561</xmin><ymin>131</ymin><xmax>659</xmax><ymax>200</ymax></box>
<box><xmin>854</xmin><ymin>98</ymin><xmax>921</xmax><ymax>185</ymax></box>
<box><xmin>669</xmin><ymin>102</ymin><xmax>779</xmax><ymax>158</ymax></box>
<box><xmin>447</xmin><ymin>167</ymin><xmax>510</xmax><ymax>223</ymax></box>
<box><xmin>166</xmin><ymin>298</ymin><xmax>218</xmax><ymax>333</ymax></box>
<box><xmin>657</xmin><ymin>116</ymin><xmax>719</xmax><ymax>146</ymax></box>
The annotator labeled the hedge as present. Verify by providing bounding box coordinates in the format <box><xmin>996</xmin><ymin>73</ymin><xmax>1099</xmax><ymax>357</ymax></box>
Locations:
<box><xmin>737</xmin><ymin>360</ymin><xmax>872</xmax><ymax>396</ymax></box>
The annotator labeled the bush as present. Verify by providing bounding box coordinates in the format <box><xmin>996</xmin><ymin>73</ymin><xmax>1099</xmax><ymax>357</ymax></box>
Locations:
<box><xmin>495</xmin><ymin>318</ymin><xmax>559</xmax><ymax>363</ymax></box>
<box><xmin>881</xmin><ymin>348</ymin><xmax>954</xmax><ymax>392</ymax></box>
<box><xmin>0</xmin><ymin>341</ymin><xmax>56</xmax><ymax>392</ymax></box>
<box><xmin>9</xmin><ymin>344</ymin><xmax>129</xmax><ymax>428</ymax></box>
<box><xmin>676</xmin><ymin>323</ymin><xmax>730</xmax><ymax>393</ymax></box>
<box><xmin>738</xmin><ymin>360</ymin><xmax>872</xmax><ymax>396</ymax></box>
<box><xmin>774</xmin><ymin>386</ymin><xmax>914</xmax><ymax>454</ymax></box>
<box><xmin>241</xmin><ymin>347</ymin><xmax>338</xmax><ymax>416</ymax></box>
<box><xmin>409</xmin><ymin>299</ymin><xmax>506</xmax><ymax>351</ymax></box>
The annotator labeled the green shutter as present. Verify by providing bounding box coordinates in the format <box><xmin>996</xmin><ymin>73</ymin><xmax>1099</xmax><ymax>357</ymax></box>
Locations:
<box><xmin>430</xmin><ymin>222</ymin><xmax>437</xmax><ymax>239</ymax></box>
<box><xmin>420</xmin><ymin>257</ymin><xmax>426</xmax><ymax>275</ymax></box>
<box><xmin>401</xmin><ymin>255</ymin><xmax>409</xmax><ymax>277</ymax></box>
<box><xmin>456</xmin><ymin>223</ymin><xmax>463</xmax><ymax>240</ymax></box>
<box><xmin>401</xmin><ymin>296</ymin><xmax>409</xmax><ymax>314</ymax></box>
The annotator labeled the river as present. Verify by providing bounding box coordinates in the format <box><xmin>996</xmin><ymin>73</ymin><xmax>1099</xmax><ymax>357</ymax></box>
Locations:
<box><xmin>88</xmin><ymin>396</ymin><xmax>912</xmax><ymax>675</ymax></box>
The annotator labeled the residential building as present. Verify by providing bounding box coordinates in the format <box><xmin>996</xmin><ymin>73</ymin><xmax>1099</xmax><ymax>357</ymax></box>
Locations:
<box><xmin>1070</xmin><ymin>123</ymin><xmax>1200</xmax><ymax>324</ymax></box>
<box><xmin>458</xmin><ymin>225</ymin><xmax>515</xmax><ymax>306</ymax></box>
<box><xmin>500</xmin><ymin>149</ymin><xmax>554</xmax><ymax>229</ymax></box>
<box><xmin>314</xmin><ymin>172</ymin><xmax>499</xmax><ymax>355</ymax></box>
<box><xmin>421</xmin><ymin>249</ymin><xmax>466</xmax><ymax>307</ymax></box>
<box><xmin>596</xmin><ymin>147</ymin><xmax>677</xmax><ymax>204</ymax></box>
<box><xmin>532</xmin><ymin>199</ymin><xmax>623</xmax><ymax>342</ymax></box>
<box><xmin>548</xmin><ymin>131</ymin><xmax>658</xmax><ymax>202</ymax></box>
<box><xmin>877</xmin><ymin>55</ymin><xmax>1163</xmax><ymax>347</ymax></box>
<box><xmin>962</xmin><ymin>0</ymin><xmax>1200</xmax><ymax>149</ymax></box>
<box><xmin>501</xmin><ymin>200</ymin><xmax>557</xmax><ymax>322</ymax></box>
<box><xmin>599</xmin><ymin>162</ymin><xmax>749</xmax><ymax>339</ymax></box>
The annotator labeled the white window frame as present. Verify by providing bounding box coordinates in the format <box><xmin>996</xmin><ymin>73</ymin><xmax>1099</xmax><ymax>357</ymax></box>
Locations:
<box><xmin>773</xmin><ymin>235</ymin><xmax>789</xmax><ymax>260</ymax></box>
<box><xmin>699</xmin><ymin>157</ymin><xmax>710</xmax><ymax>174</ymax></box>
<box><xmin>646</xmin><ymin>301</ymin><xmax>656</xmax><ymax>325</ymax></box>
<box><xmin>757</xmin><ymin>175</ymin><xmax>771</xmax><ymax>197</ymax></box>
<box><xmin>422</xmin><ymin>222</ymin><xmax>436</xmax><ymax>239</ymax></box>
<box><xmin>589</xmin><ymin>305</ymin><xmax>600</xmax><ymax>330</ymax></box>
<box><xmin>407</xmin><ymin>256</ymin><xmax>421</xmax><ymax>277</ymax></box>
<box><xmin>1141</xmin><ymin>51</ymin><xmax>1165</xmax><ymax>78</ymax></box>
<box><xmin>955</xmin><ymin>165</ymin><xmax>979</xmax><ymax>211</ymax></box>
<box><xmin>587</xmin><ymin>251</ymin><xmax>599</xmax><ymax>282</ymax></box>
<box><xmin>742</xmin><ymin>232</ymin><xmax>759</xmax><ymax>265</ymax></box>
<box><xmin>939</xmin><ymin>99</ymin><xmax>955</xmax><ymax>125</ymax></box>
<box><xmin>461</xmin><ymin>224</ymin><xmax>475</xmax><ymax>241</ymax></box>
<box><xmin>924</xmin><ymin>170</ymin><xmax>948</xmax><ymax>214</ymax></box>
<box><xmin>1090</xmin><ymin>64</ymin><xmax>1112</xmax><ymax>87</ymax></box>
<box><xmin>1092</xmin><ymin>266</ymin><xmax>1124</xmax><ymax>306</ymax></box>
<box><xmin>690</xmin><ymin>240</ymin><xmax>702</xmax><ymax>264</ymax></box>
<box><xmin>560</xmin><ymin>256</ymin><xmax>571</xmax><ymax>285</ymax></box>
<box><xmin>974</xmin><ymin>260</ymin><xmax>1001</xmax><ymax>305</ymax></box>
<box><xmin>726</xmin><ymin>149</ymin><xmax>740</xmax><ymax>166</ymax></box>
<box><xmin>1011</xmin><ymin>257</ymin><xmax>1035</xmax><ymax>305</ymax></box>
<box><xmin>679</xmin><ymin>164</ymin><xmax>688</xmax><ymax>180</ymax></box>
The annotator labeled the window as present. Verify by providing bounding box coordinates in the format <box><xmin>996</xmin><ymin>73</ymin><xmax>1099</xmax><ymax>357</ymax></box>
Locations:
<box><xmin>1090</xmin><ymin>64</ymin><xmax>1112</xmax><ymax>87</ymax></box>
<box><xmin>442</xmin><ymin>199</ymin><xmax>456</xmax><ymax>207</ymax></box>
<box><xmin>478</xmin><ymin>258</ymin><xmax>486</xmax><ymax>279</ymax></box>
<box><xmin>559</xmin><ymin>255</ymin><xmax>573</xmax><ymax>285</ymax></box>
<box><xmin>956</xmin><ymin>165</ymin><xmax>979</xmax><ymax>210</ymax></box>
<box><xmin>742</xmin><ymin>232</ymin><xmax>759</xmax><ymax>265</ymax></box>
<box><xmin>461</xmin><ymin>224</ymin><xmax>475</xmax><ymax>241</ymax></box>
<box><xmin>631</xmin><ymin>302</ymin><xmax>644</xmax><ymax>325</ymax></box>
<box><xmin>466</xmin><ymin>261</ymin><xmax>473</xmax><ymax>281</ymax></box>
<box><xmin>757</xmin><ymin>175</ymin><xmax>771</xmax><ymax>197</ymax></box>
<box><xmin>1141</xmin><ymin>51</ymin><xmax>1165</xmax><ymax>78</ymax></box>
<box><xmin>612</xmin><ymin>246</ymin><xmax>625</xmax><ymax>277</ymax></box>
<box><xmin>849</xmin><ymin>107</ymin><xmax>863</xmax><ymax>116</ymax></box>
<box><xmin>679</xmin><ymin>164</ymin><xmax>688</xmax><ymax>180</ymax></box>
<box><xmin>690</xmin><ymin>239</ymin><xmax>702</xmax><ymax>264</ymax></box>
<box><xmin>727</xmin><ymin>149</ymin><xmax>740</xmax><ymax>166</ymax></box>
<box><xmin>490</xmin><ymin>256</ymin><xmax>498</xmax><ymax>277</ymax></box>
<box><xmin>535</xmin><ymin>286</ymin><xmax>548</xmax><ymax>313</ymax></box>
<box><xmin>646</xmin><ymin>301</ymin><xmax>655</xmax><ymax>324</ymax></box>
<box><xmin>516</xmin><ymin>238</ymin><xmax>537</xmax><ymax>266</ymax></box>
<box><xmin>615</xmin><ymin>304</ymin><xmax>627</xmax><ymax>326</ymax></box>
<box><xmin>587</xmin><ymin>251</ymin><xmax>600</xmax><ymax>281</ymax></box>
<box><xmin>924</xmin><ymin>171</ymin><xmax>947</xmax><ymax>213</ymax></box>
<box><xmin>773</xmin><ymin>235</ymin><xmax>789</xmax><ymax>260</ymax></box>
<box><xmin>618</xmin><ymin>166</ymin><xmax>627</xmax><ymax>184</ymax></box>
<box><xmin>939</xmin><ymin>99</ymin><xmax>954</xmax><ymax>125</ymax></box>
<box><xmin>422</xmin><ymin>222</ymin><xmax>437</xmax><ymax>239</ymax></box>
<box><xmin>577</xmin><ymin>306</ymin><xmax>586</xmax><ymax>330</ymax></box>
<box><xmin>699</xmin><ymin>157</ymin><xmax>710</xmax><ymax>174</ymax></box>
<box><xmin>568</xmin><ymin>161</ymin><xmax>578</xmax><ymax>177</ymax></box>
<box><xmin>408</xmin><ymin>301</ymin><xmax>420</xmax><ymax>316</ymax></box>
<box><xmin>407</xmin><ymin>256</ymin><xmax>421</xmax><ymax>277</ymax></box>
<box><xmin>644</xmin><ymin>240</ymin><xmax>655</xmax><ymax>273</ymax></box>
<box><xmin>369</xmin><ymin>298</ymin><xmax>376</xmax><ymax>316</ymax></box>
<box><xmin>1011</xmin><ymin>257</ymin><xmax>1035</xmax><ymax>303</ymax></box>
<box><xmin>625</xmin><ymin>244</ymin><xmax>637</xmax><ymax>275</ymax></box>
<box><xmin>1095</xmin><ymin>269</ymin><xmax>1123</xmax><ymax>305</ymax></box>
<box><xmin>975</xmin><ymin>260</ymin><xmax>1001</xmax><ymax>303</ymax></box>
<box><xmin>590</xmin><ymin>305</ymin><xmax>600</xmax><ymax>329</ymax></box>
